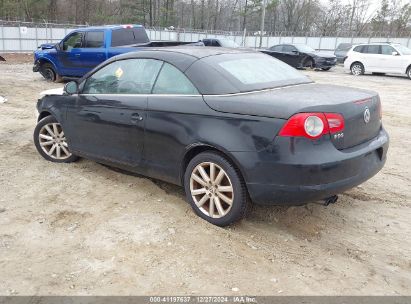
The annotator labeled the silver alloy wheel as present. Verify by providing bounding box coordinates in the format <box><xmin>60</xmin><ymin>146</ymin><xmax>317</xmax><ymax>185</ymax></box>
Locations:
<box><xmin>38</xmin><ymin>122</ymin><xmax>72</xmax><ymax>160</ymax></box>
<box><xmin>351</xmin><ymin>64</ymin><xmax>363</xmax><ymax>76</ymax></box>
<box><xmin>190</xmin><ymin>162</ymin><xmax>234</xmax><ymax>218</ymax></box>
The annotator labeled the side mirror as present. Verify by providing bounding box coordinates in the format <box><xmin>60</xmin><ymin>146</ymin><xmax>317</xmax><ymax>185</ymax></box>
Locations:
<box><xmin>392</xmin><ymin>51</ymin><xmax>399</xmax><ymax>56</ymax></box>
<box><xmin>64</xmin><ymin>81</ymin><xmax>79</xmax><ymax>95</ymax></box>
<box><xmin>292</xmin><ymin>50</ymin><xmax>299</xmax><ymax>55</ymax></box>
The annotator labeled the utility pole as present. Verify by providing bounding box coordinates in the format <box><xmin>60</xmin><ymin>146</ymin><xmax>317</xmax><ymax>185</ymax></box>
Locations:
<box><xmin>259</xmin><ymin>0</ymin><xmax>266</xmax><ymax>48</ymax></box>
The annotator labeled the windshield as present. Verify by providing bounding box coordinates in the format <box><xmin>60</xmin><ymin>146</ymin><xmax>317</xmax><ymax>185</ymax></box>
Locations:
<box><xmin>295</xmin><ymin>44</ymin><xmax>316</xmax><ymax>52</ymax></box>
<box><xmin>219</xmin><ymin>39</ymin><xmax>239</xmax><ymax>48</ymax></box>
<box><xmin>393</xmin><ymin>44</ymin><xmax>411</xmax><ymax>55</ymax></box>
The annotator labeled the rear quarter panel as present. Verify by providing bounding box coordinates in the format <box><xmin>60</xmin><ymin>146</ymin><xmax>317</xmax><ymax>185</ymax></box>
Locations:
<box><xmin>144</xmin><ymin>95</ymin><xmax>283</xmax><ymax>184</ymax></box>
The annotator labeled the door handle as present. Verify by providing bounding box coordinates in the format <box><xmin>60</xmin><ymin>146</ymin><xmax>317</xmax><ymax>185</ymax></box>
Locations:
<box><xmin>75</xmin><ymin>53</ymin><xmax>81</xmax><ymax>57</ymax></box>
<box><xmin>131</xmin><ymin>113</ymin><xmax>143</xmax><ymax>122</ymax></box>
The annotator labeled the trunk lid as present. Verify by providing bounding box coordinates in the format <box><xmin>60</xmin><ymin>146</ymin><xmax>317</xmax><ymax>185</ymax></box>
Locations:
<box><xmin>203</xmin><ymin>83</ymin><xmax>381</xmax><ymax>150</ymax></box>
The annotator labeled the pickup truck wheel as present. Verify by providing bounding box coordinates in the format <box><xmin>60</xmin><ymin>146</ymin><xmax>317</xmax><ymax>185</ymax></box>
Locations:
<box><xmin>34</xmin><ymin>116</ymin><xmax>78</xmax><ymax>163</ymax></box>
<box><xmin>184</xmin><ymin>151</ymin><xmax>250</xmax><ymax>226</ymax></box>
<box><xmin>40</xmin><ymin>63</ymin><xmax>57</xmax><ymax>82</ymax></box>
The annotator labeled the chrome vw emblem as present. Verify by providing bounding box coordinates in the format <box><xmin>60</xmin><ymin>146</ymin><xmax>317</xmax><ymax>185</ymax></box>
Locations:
<box><xmin>363</xmin><ymin>107</ymin><xmax>371</xmax><ymax>124</ymax></box>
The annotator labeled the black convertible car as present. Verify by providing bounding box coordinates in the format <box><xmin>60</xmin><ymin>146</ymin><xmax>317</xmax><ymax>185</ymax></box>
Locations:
<box><xmin>261</xmin><ymin>44</ymin><xmax>337</xmax><ymax>70</ymax></box>
<box><xmin>34</xmin><ymin>47</ymin><xmax>388</xmax><ymax>226</ymax></box>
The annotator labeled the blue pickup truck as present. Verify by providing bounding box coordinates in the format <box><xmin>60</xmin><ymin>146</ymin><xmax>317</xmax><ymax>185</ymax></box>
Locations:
<box><xmin>33</xmin><ymin>24</ymin><xmax>192</xmax><ymax>81</ymax></box>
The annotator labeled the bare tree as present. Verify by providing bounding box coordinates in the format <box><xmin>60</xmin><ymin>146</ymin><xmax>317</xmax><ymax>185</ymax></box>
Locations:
<box><xmin>0</xmin><ymin>0</ymin><xmax>410</xmax><ymax>36</ymax></box>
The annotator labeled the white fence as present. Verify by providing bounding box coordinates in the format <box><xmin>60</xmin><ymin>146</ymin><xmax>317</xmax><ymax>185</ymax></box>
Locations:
<box><xmin>163</xmin><ymin>30</ymin><xmax>411</xmax><ymax>50</ymax></box>
<box><xmin>1</xmin><ymin>22</ymin><xmax>411</xmax><ymax>52</ymax></box>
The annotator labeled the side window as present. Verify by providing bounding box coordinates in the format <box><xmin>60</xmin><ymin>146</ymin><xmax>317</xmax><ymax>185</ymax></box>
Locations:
<box><xmin>270</xmin><ymin>45</ymin><xmax>283</xmax><ymax>52</ymax></box>
<box><xmin>366</xmin><ymin>45</ymin><xmax>380</xmax><ymax>54</ymax></box>
<box><xmin>381</xmin><ymin>45</ymin><xmax>395</xmax><ymax>55</ymax></box>
<box><xmin>202</xmin><ymin>39</ymin><xmax>211</xmax><ymax>46</ymax></box>
<box><xmin>353</xmin><ymin>45</ymin><xmax>364</xmax><ymax>53</ymax></box>
<box><xmin>152</xmin><ymin>63</ymin><xmax>199</xmax><ymax>95</ymax></box>
<box><xmin>282</xmin><ymin>45</ymin><xmax>296</xmax><ymax>52</ymax></box>
<box><xmin>63</xmin><ymin>32</ymin><xmax>84</xmax><ymax>51</ymax></box>
<box><xmin>213</xmin><ymin>40</ymin><xmax>221</xmax><ymax>47</ymax></box>
<box><xmin>82</xmin><ymin>59</ymin><xmax>163</xmax><ymax>94</ymax></box>
<box><xmin>85</xmin><ymin>31</ymin><xmax>104</xmax><ymax>48</ymax></box>
<box><xmin>111</xmin><ymin>28</ymin><xmax>149</xmax><ymax>47</ymax></box>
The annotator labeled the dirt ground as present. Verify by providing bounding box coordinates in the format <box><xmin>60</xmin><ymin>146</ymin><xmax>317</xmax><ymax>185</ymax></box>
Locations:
<box><xmin>0</xmin><ymin>61</ymin><xmax>410</xmax><ymax>296</ymax></box>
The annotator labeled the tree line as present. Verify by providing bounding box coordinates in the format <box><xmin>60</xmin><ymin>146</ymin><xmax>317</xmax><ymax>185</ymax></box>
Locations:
<box><xmin>1</xmin><ymin>0</ymin><xmax>410</xmax><ymax>36</ymax></box>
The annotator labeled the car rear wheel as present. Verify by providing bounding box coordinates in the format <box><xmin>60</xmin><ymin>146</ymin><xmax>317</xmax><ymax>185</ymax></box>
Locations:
<box><xmin>184</xmin><ymin>151</ymin><xmax>249</xmax><ymax>226</ymax></box>
<box><xmin>322</xmin><ymin>67</ymin><xmax>331</xmax><ymax>71</ymax></box>
<box><xmin>407</xmin><ymin>66</ymin><xmax>411</xmax><ymax>80</ymax></box>
<box><xmin>34</xmin><ymin>116</ymin><xmax>78</xmax><ymax>163</ymax></box>
<box><xmin>351</xmin><ymin>62</ymin><xmax>364</xmax><ymax>76</ymax></box>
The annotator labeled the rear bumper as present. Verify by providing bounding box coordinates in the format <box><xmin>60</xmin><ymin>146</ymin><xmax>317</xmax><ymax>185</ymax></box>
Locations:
<box><xmin>232</xmin><ymin>128</ymin><xmax>389</xmax><ymax>205</ymax></box>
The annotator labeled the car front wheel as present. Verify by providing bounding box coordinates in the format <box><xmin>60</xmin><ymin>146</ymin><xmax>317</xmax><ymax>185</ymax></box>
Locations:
<box><xmin>34</xmin><ymin>116</ymin><xmax>78</xmax><ymax>163</ymax></box>
<box><xmin>184</xmin><ymin>151</ymin><xmax>249</xmax><ymax>226</ymax></box>
<box><xmin>303</xmin><ymin>58</ymin><xmax>314</xmax><ymax>69</ymax></box>
<box><xmin>39</xmin><ymin>63</ymin><xmax>57</xmax><ymax>82</ymax></box>
<box><xmin>351</xmin><ymin>62</ymin><xmax>364</xmax><ymax>76</ymax></box>
<box><xmin>407</xmin><ymin>67</ymin><xmax>411</xmax><ymax>80</ymax></box>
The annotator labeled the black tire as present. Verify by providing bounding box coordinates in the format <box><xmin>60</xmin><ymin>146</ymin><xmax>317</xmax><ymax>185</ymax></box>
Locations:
<box><xmin>40</xmin><ymin>62</ymin><xmax>57</xmax><ymax>82</ymax></box>
<box><xmin>34</xmin><ymin>116</ymin><xmax>78</xmax><ymax>163</ymax></box>
<box><xmin>303</xmin><ymin>58</ymin><xmax>314</xmax><ymax>69</ymax></box>
<box><xmin>184</xmin><ymin>151</ymin><xmax>249</xmax><ymax>226</ymax></box>
<box><xmin>407</xmin><ymin>66</ymin><xmax>411</xmax><ymax>80</ymax></box>
<box><xmin>321</xmin><ymin>67</ymin><xmax>331</xmax><ymax>71</ymax></box>
<box><xmin>350</xmin><ymin>62</ymin><xmax>365</xmax><ymax>76</ymax></box>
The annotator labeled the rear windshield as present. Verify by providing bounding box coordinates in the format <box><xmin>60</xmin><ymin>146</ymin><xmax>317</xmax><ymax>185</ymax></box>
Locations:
<box><xmin>111</xmin><ymin>27</ymin><xmax>149</xmax><ymax>47</ymax></box>
<box><xmin>215</xmin><ymin>53</ymin><xmax>310</xmax><ymax>89</ymax></box>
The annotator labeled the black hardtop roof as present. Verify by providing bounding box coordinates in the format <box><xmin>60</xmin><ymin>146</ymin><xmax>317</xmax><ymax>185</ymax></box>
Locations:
<box><xmin>115</xmin><ymin>46</ymin><xmax>256</xmax><ymax>60</ymax></box>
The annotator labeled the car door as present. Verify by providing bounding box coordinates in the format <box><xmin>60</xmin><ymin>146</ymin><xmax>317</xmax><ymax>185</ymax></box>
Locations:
<box><xmin>79</xmin><ymin>30</ymin><xmax>107</xmax><ymax>72</ymax></box>
<box><xmin>57</xmin><ymin>31</ymin><xmax>88</xmax><ymax>77</ymax></box>
<box><xmin>65</xmin><ymin>58</ymin><xmax>163</xmax><ymax>167</ymax></box>
<box><xmin>144</xmin><ymin>62</ymin><xmax>203</xmax><ymax>184</ymax></box>
<box><xmin>380</xmin><ymin>45</ymin><xmax>405</xmax><ymax>74</ymax></box>
<box><xmin>281</xmin><ymin>45</ymin><xmax>300</xmax><ymax>67</ymax></box>
<box><xmin>362</xmin><ymin>44</ymin><xmax>381</xmax><ymax>71</ymax></box>
<box><xmin>265</xmin><ymin>45</ymin><xmax>283</xmax><ymax>60</ymax></box>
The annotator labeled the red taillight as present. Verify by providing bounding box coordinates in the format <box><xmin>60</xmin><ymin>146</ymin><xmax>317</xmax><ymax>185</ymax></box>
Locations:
<box><xmin>122</xmin><ymin>24</ymin><xmax>133</xmax><ymax>29</ymax></box>
<box><xmin>279</xmin><ymin>113</ymin><xmax>327</xmax><ymax>139</ymax></box>
<box><xmin>324</xmin><ymin>113</ymin><xmax>344</xmax><ymax>134</ymax></box>
<box><xmin>279</xmin><ymin>112</ymin><xmax>344</xmax><ymax>139</ymax></box>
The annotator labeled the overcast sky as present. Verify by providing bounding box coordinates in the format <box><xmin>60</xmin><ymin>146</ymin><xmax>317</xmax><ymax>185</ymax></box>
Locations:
<box><xmin>320</xmin><ymin>0</ymin><xmax>381</xmax><ymax>18</ymax></box>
